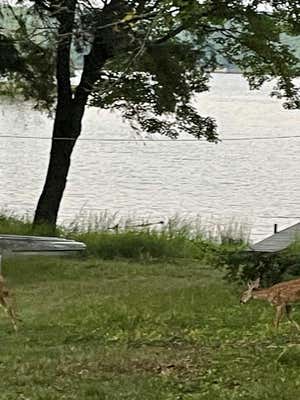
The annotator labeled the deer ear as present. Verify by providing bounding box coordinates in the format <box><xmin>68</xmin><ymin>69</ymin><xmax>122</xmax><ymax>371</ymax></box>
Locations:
<box><xmin>252</xmin><ymin>277</ymin><xmax>260</xmax><ymax>288</ymax></box>
<box><xmin>247</xmin><ymin>278</ymin><xmax>260</xmax><ymax>289</ymax></box>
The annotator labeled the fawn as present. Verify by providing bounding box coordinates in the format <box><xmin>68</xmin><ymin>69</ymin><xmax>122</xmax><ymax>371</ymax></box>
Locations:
<box><xmin>0</xmin><ymin>273</ymin><xmax>18</xmax><ymax>332</ymax></box>
<box><xmin>240</xmin><ymin>277</ymin><xmax>300</xmax><ymax>330</ymax></box>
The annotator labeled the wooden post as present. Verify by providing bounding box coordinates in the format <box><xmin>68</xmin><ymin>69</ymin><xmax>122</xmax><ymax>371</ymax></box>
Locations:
<box><xmin>274</xmin><ymin>224</ymin><xmax>278</xmax><ymax>234</ymax></box>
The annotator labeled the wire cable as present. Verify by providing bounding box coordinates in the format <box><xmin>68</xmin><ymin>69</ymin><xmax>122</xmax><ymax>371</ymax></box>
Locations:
<box><xmin>1</xmin><ymin>134</ymin><xmax>300</xmax><ymax>142</ymax></box>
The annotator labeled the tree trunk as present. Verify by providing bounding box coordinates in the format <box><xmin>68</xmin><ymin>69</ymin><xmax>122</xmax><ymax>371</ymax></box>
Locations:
<box><xmin>33</xmin><ymin>102</ymin><xmax>84</xmax><ymax>228</ymax></box>
<box><xmin>33</xmin><ymin>0</ymin><xmax>116</xmax><ymax>228</ymax></box>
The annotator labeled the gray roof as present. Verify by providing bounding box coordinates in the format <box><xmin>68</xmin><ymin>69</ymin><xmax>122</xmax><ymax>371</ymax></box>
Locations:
<box><xmin>0</xmin><ymin>234</ymin><xmax>86</xmax><ymax>256</ymax></box>
<box><xmin>250</xmin><ymin>223</ymin><xmax>300</xmax><ymax>253</ymax></box>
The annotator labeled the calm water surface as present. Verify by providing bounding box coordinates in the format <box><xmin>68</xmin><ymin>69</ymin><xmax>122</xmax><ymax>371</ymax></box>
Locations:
<box><xmin>1</xmin><ymin>73</ymin><xmax>300</xmax><ymax>242</ymax></box>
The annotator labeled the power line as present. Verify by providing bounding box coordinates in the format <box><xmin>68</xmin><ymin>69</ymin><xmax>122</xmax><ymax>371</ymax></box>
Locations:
<box><xmin>1</xmin><ymin>134</ymin><xmax>300</xmax><ymax>142</ymax></box>
<box><xmin>258</xmin><ymin>215</ymin><xmax>300</xmax><ymax>219</ymax></box>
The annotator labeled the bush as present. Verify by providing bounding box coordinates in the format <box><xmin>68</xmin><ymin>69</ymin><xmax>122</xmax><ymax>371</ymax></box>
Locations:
<box><xmin>219</xmin><ymin>241</ymin><xmax>300</xmax><ymax>286</ymax></box>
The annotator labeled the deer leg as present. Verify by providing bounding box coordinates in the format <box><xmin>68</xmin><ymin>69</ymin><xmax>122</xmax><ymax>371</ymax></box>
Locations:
<box><xmin>274</xmin><ymin>305</ymin><xmax>285</xmax><ymax>329</ymax></box>
<box><xmin>0</xmin><ymin>296</ymin><xmax>18</xmax><ymax>332</ymax></box>
<box><xmin>285</xmin><ymin>305</ymin><xmax>300</xmax><ymax>331</ymax></box>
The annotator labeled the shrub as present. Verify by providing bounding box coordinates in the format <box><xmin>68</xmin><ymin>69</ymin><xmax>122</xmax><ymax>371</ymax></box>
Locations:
<box><xmin>219</xmin><ymin>241</ymin><xmax>300</xmax><ymax>287</ymax></box>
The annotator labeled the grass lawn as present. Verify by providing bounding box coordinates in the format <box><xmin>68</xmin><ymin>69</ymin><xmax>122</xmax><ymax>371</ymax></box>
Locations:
<box><xmin>1</xmin><ymin>256</ymin><xmax>300</xmax><ymax>399</ymax></box>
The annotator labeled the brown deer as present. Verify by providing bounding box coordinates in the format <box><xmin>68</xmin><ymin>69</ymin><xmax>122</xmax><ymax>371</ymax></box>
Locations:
<box><xmin>0</xmin><ymin>273</ymin><xmax>18</xmax><ymax>332</ymax></box>
<box><xmin>240</xmin><ymin>277</ymin><xmax>300</xmax><ymax>330</ymax></box>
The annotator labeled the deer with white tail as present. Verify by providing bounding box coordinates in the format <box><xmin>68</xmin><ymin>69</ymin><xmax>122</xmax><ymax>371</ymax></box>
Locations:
<box><xmin>240</xmin><ymin>277</ymin><xmax>300</xmax><ymax>330</ymax></box>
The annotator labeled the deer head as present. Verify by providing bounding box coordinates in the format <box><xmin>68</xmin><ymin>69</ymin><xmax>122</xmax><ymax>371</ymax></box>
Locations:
<box><xmin>240</xmin><ymin>278</ymin><xmax>260</xmax><ymax>304</ymax></box>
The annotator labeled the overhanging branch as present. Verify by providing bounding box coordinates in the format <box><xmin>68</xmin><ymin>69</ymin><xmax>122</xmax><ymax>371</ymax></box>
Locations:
<box><xmin>151</xmin><ymin>24</ymin><xmax>186</xmax><ymax>45</ymax></box>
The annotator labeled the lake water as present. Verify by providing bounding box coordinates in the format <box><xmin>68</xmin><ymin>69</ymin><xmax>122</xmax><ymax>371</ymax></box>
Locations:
<box><xmin>1</xmin><ymin>73</ymin><xmax>300</xmax><ymax>243</ymax></box>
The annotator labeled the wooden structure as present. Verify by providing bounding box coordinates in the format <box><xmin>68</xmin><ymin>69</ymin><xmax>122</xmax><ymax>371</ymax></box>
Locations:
<box><xmin>250</xmin><ymin>223</ymin><xmax>300</xmax><ymax>253</ymax></box>
<box><xmin>0</xmin><ymin>234</ymin><xmax>86</xmax><ymax>271</ymax></box>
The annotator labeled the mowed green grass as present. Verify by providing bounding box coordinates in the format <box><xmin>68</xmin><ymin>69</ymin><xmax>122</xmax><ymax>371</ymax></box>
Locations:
<box><xmin>1</xmin><ymin>257</ymin><xmax>300</xmax><ymax>399</ymax></box>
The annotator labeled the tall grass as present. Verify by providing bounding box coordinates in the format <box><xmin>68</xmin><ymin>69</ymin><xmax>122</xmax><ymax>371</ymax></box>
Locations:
<box><xmin>68</xmin><ymin>213</ymin><xmax>250</xmax><ymax>261</ymax></box>
<box><xmin>0</xmin><ymin>211</ymin><xmax>250</xmax><ymax>261</ymax></box>
<box><xmin>0</xmin><ymin>211</ymin><xmax>36</xmax><ymax>235</ymax></box>
<box><xmin>0</xmin><ymin>210</ymin><xmax>63</xmax><ymax>236</ymax></box>
<box><xmin>67</xmin><ymin>211</ymin><xmax>251</xmax><ymax>243</ymax></box>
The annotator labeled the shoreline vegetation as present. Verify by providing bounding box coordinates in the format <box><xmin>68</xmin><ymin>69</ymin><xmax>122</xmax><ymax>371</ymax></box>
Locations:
<box><xmin>1</xmin><ymin>213</ymin><xmax>300</xmax><ymax>398</ymax></box>
<box><xmin>2</xmin><ymin>211</ymin><xmax>300</xmax><ymax>284</ymax></box>
<box><xmin>0</xmin><ymin>211</ymin><xmax>250</xmax><ymax>261</ymax></box>
<box><xmin>0</xmin><ymin>209</ymin><xmax>299</xmax><ymax>283</ymax></box>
